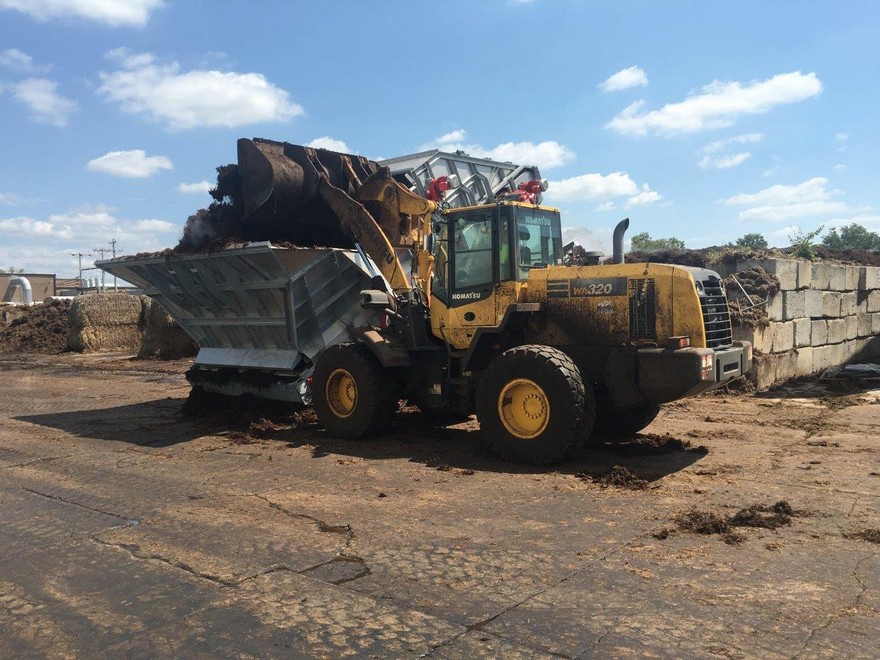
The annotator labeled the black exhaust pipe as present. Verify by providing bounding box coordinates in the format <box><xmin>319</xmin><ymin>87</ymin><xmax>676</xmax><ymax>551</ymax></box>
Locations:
<box><xmin>612</xmin><ymin>218</ymin><xmax>629</xmax><ymax>264</ymax></box>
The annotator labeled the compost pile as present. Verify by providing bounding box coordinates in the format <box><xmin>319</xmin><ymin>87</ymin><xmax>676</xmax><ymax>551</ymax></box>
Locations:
<box><xmin>724</xmin><ymin>266</ymin><xmax>780</xmax><ymax>328</ymax></box>
<box><xmin>0</xmin><ymin>299</ymin><xmax>71</xmax><ymax>354</ymax></box>
<box><xmin>593</xmin><ymin>244</ymin><xmax>880</xmax><ymax>268</ymax></box>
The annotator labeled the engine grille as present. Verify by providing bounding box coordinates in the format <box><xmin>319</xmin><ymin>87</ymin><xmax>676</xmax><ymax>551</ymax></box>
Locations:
<box><xmin>629</xmin><ymin>278</ymin><xmax>656</xmax><ymax>339</ymax></box>
<box><xmin>700</xmin><ymin>278</ymin><xmax>733</xmax><ymax>348</ymax></box>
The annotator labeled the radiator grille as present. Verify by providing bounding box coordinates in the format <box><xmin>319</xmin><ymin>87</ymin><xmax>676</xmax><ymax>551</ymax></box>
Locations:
<box><xmin>700</xmin><ymin>278</ymin><xmax>733</xmax><ymax>348</ymax></box>
<box><xmin>629</xmin><ymin>279</ymin><xmax>656</xmax><ymax>339</ymax></box>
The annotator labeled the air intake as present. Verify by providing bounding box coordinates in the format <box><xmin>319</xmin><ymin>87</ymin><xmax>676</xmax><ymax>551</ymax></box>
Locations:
<box><xmin>629</xmin><ymin>278</ymin><xmax>656</xmax><ymax>339</ymax></box>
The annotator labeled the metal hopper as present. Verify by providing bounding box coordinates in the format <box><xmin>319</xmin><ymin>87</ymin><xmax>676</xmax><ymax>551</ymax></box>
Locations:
<box><xmin>98</xmin><ymin>242</ymin><xmax>383</xmax><ymax>403</ymax></box>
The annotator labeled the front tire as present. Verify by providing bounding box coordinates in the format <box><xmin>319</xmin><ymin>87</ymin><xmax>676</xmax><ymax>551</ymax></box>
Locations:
<box><xmin>476</xmin><ymin>345</ymin><xmax>593</xmax><ymax>464</ymax></box>
<box><xmin>312</xmin><ymin>343</ymin><xmax>397</xmax><ymax>439</ymax></box>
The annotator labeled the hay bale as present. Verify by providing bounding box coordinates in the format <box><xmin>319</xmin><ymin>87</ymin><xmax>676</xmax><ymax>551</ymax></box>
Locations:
<box><xmin>67</xmin><ymin>293</ymin><xmax>143</xmax><ymax>353</ymax></box>
<box><xmin>138</xmin><ymin>297</ymin><xmax>198</xmax><ymax>359</ymax></box>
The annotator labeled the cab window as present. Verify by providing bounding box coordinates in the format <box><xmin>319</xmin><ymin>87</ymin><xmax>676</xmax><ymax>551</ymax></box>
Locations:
<box><xmin>452</xmin><ymin>213</ymin><xmax>493</xmax><ymax>289</ymax></box>
<box><xmin>514</xmin><ymin>208</ymin><xmax>563</xmax><ymax>280</ymax></box>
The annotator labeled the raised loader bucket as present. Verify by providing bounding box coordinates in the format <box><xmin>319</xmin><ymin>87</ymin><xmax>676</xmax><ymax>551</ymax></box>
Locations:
<box><xmin>236</xmin><ymin>138</ymin><xmax>426</xmax><ymax>292</ymax></box>
<box><xmin>237</xmin><ymin>138</ymin><xmax>380</xmax><ymax>234</ymax></box>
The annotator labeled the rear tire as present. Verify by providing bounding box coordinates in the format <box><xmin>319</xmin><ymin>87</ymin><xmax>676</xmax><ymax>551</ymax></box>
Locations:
<box><xmin>593</xmin><ymin>403</ymin><xmax>661</xmax><ymax>440</ymax></box>
<box><xmin>476</xmin><ymin>345</ymin><xmax>593</xmax><ymax>464</ymax></box>
<box><xmin>312</xmin><ymin>343</ymin><xmax>397</xmax><ymax>439</ymax></box>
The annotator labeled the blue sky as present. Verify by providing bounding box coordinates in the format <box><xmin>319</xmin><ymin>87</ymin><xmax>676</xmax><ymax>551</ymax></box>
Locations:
<box><xmin>1</xmin><ymin>0</ymin><xmax>878</xmax><ymax>276</ymax></box>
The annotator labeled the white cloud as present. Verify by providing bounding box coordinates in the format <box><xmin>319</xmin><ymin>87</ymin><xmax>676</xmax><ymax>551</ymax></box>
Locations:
<box><xmin>177</xmin><ymin>180</ymin><xmax>212</xmax><ymax>194</ymax></box>
<box><xmin>0</xmin><ymin>206</ymin><xmax>180</xmax><ymax>273</ymax></box>
<box><xmin>720</xmin><ymin>177</ymin><xmax>862</xmax><ymax>222</ymax></box>
<box><xmin>547</xmin><ymin>172</ymin><xmax>638</xmax><ymax>202</ymax></box>
<box><xmin>0</xmin><ymin>193</ymin><xmax>20</xmax><ymax>205</ymax></box>
<box><xmin>606</xmin><ymin>71</ymin><xmax>822</xmax><ymax>137</ymax></box>
<box><xmin>307</xmin><ymin>136</ymin><xmax>351</xmax><ymax>152</ymax></box>
<box><xmin>97</xmin><ymin>49</ymin><xmax>304</xmax><ymax>130</ymax></box>
<box><xmin>600</xmin><ymin>66</ymin><xmax>648</xmax><ymax>92</ymax></box>
<box><xmin>722</xmin><ymin>177</ymin><xmax>834</xmax><ymax>207</ymax></box>
<box><xmin>826</xmin><ymin>214</ymin><xmax>880</xmax><ymax>230</ymax></box>
<box><xmin>832</xmin><ymin>164</ymin><xmax>847</xmax><ymax>172</ymax></box>
<box><xmin>133</xmin><ymin>219</ymin><xmax>176</xmax><ymax>232</ymax></box>
<box><xmin>0</xmin><ymin>209</ymin><xmax>115</xmax><ymax>241</ymax></box>
<box><xmin>87</xmin><ymin>149</ymin><xmax>173</xmax><ymax>178</ymax></box>
<box><xmin>432</xmin><ymin>129</ymin><xmax>466</xmax><ymax>144</ymax></box>
<box><xmin>595</xmin><ymin>201</ymin><xmax>616</xmax><ymax>212</ymax></box>
<box><xmin>422</xmin><ymin>129</ymin><xmax>575</xmax><ymax>169</ymax></box>
<box><xmin>739</xmin><ymin>201</ymin><xmax>851</xmax><ymax>222</ymax></box>
<box><xmin>105</xmin><ymin>47</ymin><xmax>155</xmax><ymax>68</ymax></box>
<box><xmin>699</xmin><ymin>152</ymin><xmax>752</xmax><ymax>170</ymax></box>
<box><xmin>561</xmin><ymin>226</ymin><xmax>613</xmax><ymax>254</ymax></box>
<box><xmin>0</xmin><ymin>0</ymin><xmax>164</xmax><ymax>27</ymax></box>
<box><xmin>835</xmin><ymin>132</ymin><xmax>849</xmax><ymax>142</ymax></box>
<box><xmin>700</xmin><ymin>133</ymin><xmax>762</xmax><ymax>154</ymax></box>
<box><xmin>762</xmin><ymin>166</ymin><xmax>780</xmax><ymax>178</ymax></box>
<box><xmin>0</xmin><ymin>48</ymin><xmax>50</xmax><ymax>73</ymax></box>
<box><xmin>625</xmin><ymin>186</ymin><xmax>663</xmax><ymax>208</ymax></box>
<box><xmin>11</xmin><ymin>78</ymin><xmax>77</xmax><ymax>127</ymax></box>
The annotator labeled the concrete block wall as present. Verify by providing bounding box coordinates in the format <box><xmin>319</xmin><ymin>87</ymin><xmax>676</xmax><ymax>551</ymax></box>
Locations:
<box><xmin>725</xmin><ymin>258</ymin><xmax>880</xmax><ymax>390</ymax></box>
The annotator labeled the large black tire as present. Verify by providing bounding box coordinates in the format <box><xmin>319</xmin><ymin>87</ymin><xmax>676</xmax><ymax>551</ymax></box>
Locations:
<box><xmin>312</xmin><ymin>343</ymin><xmax>397</xmax><ymax>439</ymax></box>
<box><xmin>476</xmin><ymin>345</ymin><xmax>595</xmax><ymax>465</ymax></box>
<box><xmin>593</xmin><ymin>403</ymin><xmax>661</xmax><ymax>440</ymax></box>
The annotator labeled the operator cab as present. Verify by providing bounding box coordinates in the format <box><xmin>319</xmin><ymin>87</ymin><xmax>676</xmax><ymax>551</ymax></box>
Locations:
<box><xmin>431</xmin><ymin>202</ymin><xmax>564</xmax><ymax>304</ymax></box>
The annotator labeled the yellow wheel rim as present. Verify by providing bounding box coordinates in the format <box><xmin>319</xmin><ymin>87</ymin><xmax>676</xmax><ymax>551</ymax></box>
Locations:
<box><xmin>497</xmin><ymin>378</ymin><xmax>550</xmax><ymax>439</ymax></box>
<box><xmin>326</xmin><ymin>368</ymin><xmax>357</xmax><ymax>418</ymax></box>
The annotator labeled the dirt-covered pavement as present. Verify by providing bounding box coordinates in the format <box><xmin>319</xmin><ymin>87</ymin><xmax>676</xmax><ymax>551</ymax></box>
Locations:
<box><xmin>1</xmin><ymin>354</ymin><xmax>878</xmax><ymax>658</ymax></box>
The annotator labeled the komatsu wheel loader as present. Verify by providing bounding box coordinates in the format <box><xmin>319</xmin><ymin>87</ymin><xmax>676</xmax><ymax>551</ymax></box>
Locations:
<box><xmin>100</xmin><ymin>138</ymin><xmax>751</xmax><ymax>465</ymax></box>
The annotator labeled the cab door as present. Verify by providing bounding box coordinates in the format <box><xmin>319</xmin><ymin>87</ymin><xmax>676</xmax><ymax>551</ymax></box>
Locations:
<box><xmin>449</xmin><ymin>210</ymin><xmax>497</xmax><ymax>328</ymax></box>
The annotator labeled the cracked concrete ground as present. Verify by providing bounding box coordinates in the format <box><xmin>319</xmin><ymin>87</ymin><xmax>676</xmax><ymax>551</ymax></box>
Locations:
<box><xmin>0</xmin><ymin>353</ymin><xmax>878</xmax><ymax>658</ymax></box>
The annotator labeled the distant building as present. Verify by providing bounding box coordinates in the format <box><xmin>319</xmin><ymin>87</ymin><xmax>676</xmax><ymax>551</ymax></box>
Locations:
<box><xmin>56</xmin><ymin>278</ymin><xmax>83</xmax><ymax>296</ymax></box>
<box><xmin>1</xmin><ymin>273</ymin><xmax>56</xmax><ymax>303</ymax></box>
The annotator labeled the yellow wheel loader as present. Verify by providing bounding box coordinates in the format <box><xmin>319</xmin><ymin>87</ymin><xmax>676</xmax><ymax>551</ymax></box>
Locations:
<box><xmin>100</xmin><ymin>138</ymin><xmax>751</xmax><ymax>465</ymax></box>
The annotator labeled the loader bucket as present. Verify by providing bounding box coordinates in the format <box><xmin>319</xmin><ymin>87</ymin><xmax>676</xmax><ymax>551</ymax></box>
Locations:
<box><xmin>237</xmin><ymin>138</ymin><xmax>380</xmax><ymax>232</ymax></box>
<box><xmin>236</xmin><ymin>138</ymin><xmax>414</xmax><ymax>291</ymax></box>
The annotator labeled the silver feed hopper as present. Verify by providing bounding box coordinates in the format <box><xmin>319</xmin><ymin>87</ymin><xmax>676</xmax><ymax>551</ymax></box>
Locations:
<box><xmin>98</xmin><ymin>242</ymin><xmax>383</xmax><ymax>404</ymax></box>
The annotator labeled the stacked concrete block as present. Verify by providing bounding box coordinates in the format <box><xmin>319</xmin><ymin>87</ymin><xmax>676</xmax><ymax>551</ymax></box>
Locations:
<box><xmin>794</xmin><ymin>318</ymin><xmax>811</xmax><ymax>347</ymax></box>
<box><xmin>737</xmin><ymin>258</ymin><xmax>799</xmax><ymax>290</ymax></box>
<box><xmin>729</xmin><ymin>257</ymin><xmax>880</xmax><ymax>390</ymax></box>
<box><xmin>859</xmin><ymin>266</ymin><xmax>880</xmax><ymax>290</ymax></box>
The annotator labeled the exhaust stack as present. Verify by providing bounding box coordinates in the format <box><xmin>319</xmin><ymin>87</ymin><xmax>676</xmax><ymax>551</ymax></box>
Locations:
<box><xmin>613</xmin><ymin>218</ymin><xmax>630</xmax><ymax>264</ymax></box>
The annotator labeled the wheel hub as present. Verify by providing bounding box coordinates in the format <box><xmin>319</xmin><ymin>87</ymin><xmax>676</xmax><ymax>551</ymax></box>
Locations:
<box><xmin>326</xmin><ymin>368</ymin><xmax>357</xmax><ymax>418</ymax></box>
<box><xmin>497</xmin><ymin>378</ymin><xmax>550</xmax><ymax>439</ymax></box>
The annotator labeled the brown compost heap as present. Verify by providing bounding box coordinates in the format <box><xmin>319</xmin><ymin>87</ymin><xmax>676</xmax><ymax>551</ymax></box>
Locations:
<box><xmin>0</xmin><ymin>299</ymin><xmax>70</xmax><ymax>354</ymax></box>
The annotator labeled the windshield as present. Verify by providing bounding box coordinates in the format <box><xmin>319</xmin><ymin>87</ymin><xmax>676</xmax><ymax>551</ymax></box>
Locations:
<box><xmin>513</xmin><ymin>207</ymin><xmax>563</xmax><ymax>279</ymax></box>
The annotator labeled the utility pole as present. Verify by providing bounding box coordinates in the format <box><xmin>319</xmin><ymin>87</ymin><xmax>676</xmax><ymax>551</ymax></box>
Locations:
<box><xmin>108</xmin><ymin>238</ymin><xmax>119</xmax><ymax>291</ymax></box>
<box><xmin>93</xmin><ymin>247</ymin><xmax>110</xmax><ymax>292</ymax></box>
<box><xmin>70</xmin><ymin>252</ymin><xmax>90</xmax><ymax>293</ymax></box>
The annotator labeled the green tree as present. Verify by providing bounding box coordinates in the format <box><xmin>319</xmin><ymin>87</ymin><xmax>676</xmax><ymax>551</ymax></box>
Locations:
<box><xmin>735</xmin><ymin>233</ymin><xmax>768</xmax><ymax>249</ymax></box>
<box><xmin>821</xmin><ymin>223</ymin><xmax>880</xmax><ymax>250</ymax></box>
<box><xmin>629</xmin><ymin>232</ymin><xmax>686</xmax><ymax>251</ymax></box>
